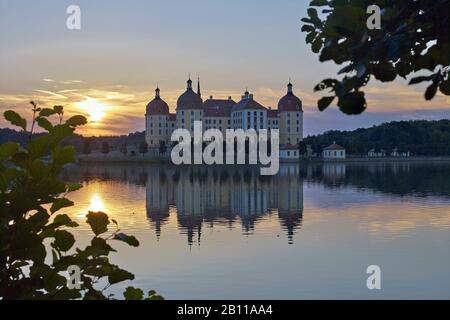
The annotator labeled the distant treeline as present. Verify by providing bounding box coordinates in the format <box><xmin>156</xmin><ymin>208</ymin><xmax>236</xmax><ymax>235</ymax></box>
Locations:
<box><xmin>0</xmin><ymin>128</ymin><xmax>145</xmax><ymax>153</ymax></box>
<box><xmin>303</xmin><ymin>119</ymin><xmax>450</xmax><ymax>156</ymax></box>
<box><xmin>2</xmin><ymin>119</ymin><xmax>450</xmax><ymax>156</ymax></box>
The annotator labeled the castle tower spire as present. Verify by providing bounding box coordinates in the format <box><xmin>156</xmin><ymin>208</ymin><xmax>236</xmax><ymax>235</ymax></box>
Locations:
<box><xmin>197</xmin><ymin>75</ymin><xmax>201</xmax><ymax>97</ymax></box>
<box><xmin>287</xmin><ymin>80</ymin><xmax>293</xmax><ymax>95</ymax></box>
<box><xmin>187</xmin><ymin>75</ymin><xmax>192</xmax><ymax>90</ymax></box>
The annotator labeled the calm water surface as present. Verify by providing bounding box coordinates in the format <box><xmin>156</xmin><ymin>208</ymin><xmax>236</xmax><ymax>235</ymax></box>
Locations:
<box><xmin>61</xmin><ymin>162</ymin><xmax>450</xmax><ymax>299</ymax></box>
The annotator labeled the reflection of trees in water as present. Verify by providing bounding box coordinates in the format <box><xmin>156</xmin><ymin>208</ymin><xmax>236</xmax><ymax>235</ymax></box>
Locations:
<box><xmin>305</xmin><ymin>162</ymin><xmax>450</xmax><ymax>197</ymax></box>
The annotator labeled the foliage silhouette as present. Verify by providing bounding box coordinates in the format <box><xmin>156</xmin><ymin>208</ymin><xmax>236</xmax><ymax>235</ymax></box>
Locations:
<box><xmin>302</xmin><ymin>0</ymin><xmax>450</xmax><ymax>114</ymax></box>
<box><xmin>0</xmin><ymin>103</ymin><xmax>163</xmax><ymax>300</ymax></box>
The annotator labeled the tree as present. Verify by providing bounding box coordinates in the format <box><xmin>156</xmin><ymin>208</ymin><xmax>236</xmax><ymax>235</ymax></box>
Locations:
<box><xmin>121</xmin><ymin>143</ymin><xmax>128</xmax><ymax>156</ymax></box>
<box><xmin>298</xmin><ymin>141</ymin><xmax>307</xmax><ymax>157</ymax></box>
<box><xmin>139</xmin><ymin>141</ymin><xmax>148</xmax><ymax>156</ymax></box>
<box><xmin>302</xmin><ymin>0</ymin><xmax>450</xmax><ymax>115</ymax></box>
<box><xmin>159</xmin><ymin>140</ymin><xmax>167</xmax><ymax>155</ymax></box>
<box><xmin>83</xmin><ymin>139</ymin><xmax>91</xmax><ymax>155</ymax></box>
<box><xmin>0</xmin><ymin>104</ymin><xmax>162</xmax><ymax>300</ymax></box>
<box><xmin>101</xmin><ymin>141</ymin><xmax>110</xmax><ymax>155</ymax></box>
<box><xmin>303</xmin><ymin>119</ymin><xmax>450</xmax><ymax>156</ymax></box>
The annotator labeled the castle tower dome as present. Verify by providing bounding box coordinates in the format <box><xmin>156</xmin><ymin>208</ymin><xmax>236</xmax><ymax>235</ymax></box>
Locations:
<box><xmin>278</xmin><ymin>81</ymin><xmax>302</xmax><ymax>112</ymax></box>
<box><xmin>176</xmin><ymin>76</ymin><xmax>203</xmax><ymax>110</ymax></box>
<box><xmin>146</xmin><ymin>86</ymin><xmax>169</xmax><ymax>115</ymax></box>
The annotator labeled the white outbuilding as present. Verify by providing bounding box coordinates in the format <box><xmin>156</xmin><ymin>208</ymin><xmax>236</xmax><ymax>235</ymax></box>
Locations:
<box><xmin>323</xmin><ymin>142</ymin><xmax>346</xmax><ymax>160</ymax></box>
<box><xmin>280</xmin><ymin>143</ymin><xmax>300</xmax><ymax>161</ymax></box>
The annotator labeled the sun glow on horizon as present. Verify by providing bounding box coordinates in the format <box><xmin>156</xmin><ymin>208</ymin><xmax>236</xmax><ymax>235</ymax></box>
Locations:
<box><xmin>75</xmin><ymin>97</ymin><xmax>109</xmax><ymax>124</ymax></box>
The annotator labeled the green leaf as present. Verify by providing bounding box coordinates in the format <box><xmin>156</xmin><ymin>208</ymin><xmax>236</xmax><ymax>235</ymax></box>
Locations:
<box><xmin>11</xmin><ymin>151</ymin><xmax>28</xmax><ymax>163</ymax></box>
<box><xmin>53</xmin><ymin>214</ymin><xmax>79</xmax><ymax>228</ymax></box>
<box><xmin>50</xmin><ymin>124</ymin><xmax>75</xmax><ymax>142</ymax></box>
<box><xmin>54</xmin><ymin>230</ymin><xmax>75</xmax><ymax>252</ymax></box>
<box><xmin>91</xmin><ymin>237</ymin><xmax>117</xmax><ymax>255</ymax></box>
<box><xmin>39</xmin><ymin>108</ymin><xmax>56</xmax><ymax>117</ymax></box>
<box><xmin>67</xmin><ymin>183</ymin><xmax>83</xmax><ymax>192</ymax></box>
<box><xmin>338</xmin><ymin>91</ymin><xmax>367</xmax><ymax>115</ymax></box>
<box><xmin>311</xmin><ymin>37</ymin><xmax>323</xmax><ymax>53</ymax></box>
<box><xmin>53</xmin><ymin>105</ymin><xmax>64</xmax><ymax>115</ymax></box>
<box><xmin>66</xmin><ymin>115</ymin><xmax>87</xmax><ymax>127</ymax></box>
<box><xmin>0</xmin><ymin>142</ymin><xmax>20</xmax><ymax>160</ymax></box>
<box><xmin>114</xmin><ymin>233</ymin><xmax>140</xmax><ymax>247</ymax></box>
<box><xmin>372</xmin><ymin>61</ymin><xmax>397</xmax><ymax>82</ymax></box>
<box><xmin>28</xmin><ymin>135</ymin><xmax>54</xmax><ymax>159</ymax></box>
<box><xmin>439</xmin><ymin>79</ymin><xmax>450</xmax><ymax>95</ymax></box>
<box><xmin>86</xmin><ymin>211</ymin><xmax>110</xmax><ymax>236</ymax></box>
<box><xmin>409</xmin><ymin>75</ymin><xmax>434</xmax><ymax>85</ymax></box>
<box><xmin>305</xmin><ymin>31</ymin><xmax>316</xmax><ymax>44</ymax></box>
<box><xmin>109</xmin><ymin>268</ymin><xmax>134</xmax><ymax>285</ymax></box>
<box><xmin>37</xmin><ymin>117</ymin><xmax>53</xmax><ymax>131</ymax></box>
<box><xmin>301</xmin><ymin>25</ymin><xmax>315</xmax><ymax>33</ymax></box>
<box><xmin>309</xmin><ymin>0</ymin><xmax>328</xmax><ymax>6</ymax></box>
<box><xmin>29</xmin><ymin>210</ymin><xmax>50</xmax><ymax>229</ymax></box>
<box><xmin>425</xmin><ymin>82</ymin><xmax>438</xmax><ymax>100</ymax></box>
<box><xmin>4</xmin><ymin>110</ymin><xmax>27</xmax><ymax>130</ymax></box>
<box><xmin>338</xmin><ymin>64</ymin><xmax>354</xmax><ymax>75</ymax></box>
<box><xmin>123</xmin><ymin>287</ymin><xmax>143</xmax><ymax>300</ymax></box>
<box><xmin>314</xmin><ymin>78</ymin><xmax>338</xmax><ymax>92</ymax></box>
<box><xmin>52</xmin><ymin>145</ymin><xmax>76</xmax><ymax>167</ymax></box>
<box><xmin>50</xmin><ymin>198</ymin><xmax>74</xmax><ymax>214</ymax></box>
<box><xmin>318</xmin><ymin>96</ymin><xmax>335</xmax><ymax>111</ymax></box>
<box><xmin>29</xmin><ymin>159</ymin><xmax>49</xmax><ymax>179</ymax></box>
<box><xmin>307</xmin><ymin>8</ymin><xmax>321</xmax><ymax>27</ymax></box>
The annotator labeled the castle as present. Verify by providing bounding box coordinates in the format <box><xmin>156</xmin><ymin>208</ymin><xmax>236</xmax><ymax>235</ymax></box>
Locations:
<box><xmin>145</xmin><ymin>77</ymin><xmax>303</xmax><ymax>148</ymax></box>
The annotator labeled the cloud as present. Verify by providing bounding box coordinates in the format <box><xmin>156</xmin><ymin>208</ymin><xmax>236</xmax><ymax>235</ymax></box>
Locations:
<box><xmin>1</xmin><ymin>79</ymin><xmax>449</xmax><ymax>137</ymax></box>
<box><xmin>60</xmin><ymin>80</ymin><xmax>85</xmax><ymax>85</ymax></box>
<box><xmin>34</xmin><ymin>90</ymin><xmax>68</xmax><ymax>100</ymax></box>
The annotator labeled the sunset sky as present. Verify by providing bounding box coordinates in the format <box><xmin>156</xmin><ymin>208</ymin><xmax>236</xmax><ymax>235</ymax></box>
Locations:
<box><xmin>1</xmin><ymin>0</ymin><xmax>449</xmax><ymax>136</ymax></box>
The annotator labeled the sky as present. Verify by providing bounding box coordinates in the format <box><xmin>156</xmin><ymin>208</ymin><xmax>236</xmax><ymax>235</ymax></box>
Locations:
<box><xmin>0</xmin><ymin>0</ymin><xmax>449</xmax><ymax>136</ymax></box>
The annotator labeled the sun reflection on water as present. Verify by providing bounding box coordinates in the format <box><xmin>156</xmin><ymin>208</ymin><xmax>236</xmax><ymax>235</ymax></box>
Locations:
<box><xmin>89</xmin><ymin>193</ymin><xmax>105</xmax><ymax>212</ymax></box>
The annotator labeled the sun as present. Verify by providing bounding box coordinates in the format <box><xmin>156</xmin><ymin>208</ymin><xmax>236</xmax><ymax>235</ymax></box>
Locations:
<box><xmin>76</xmin><ymin>97</ymin><xmax>109</xmax><ymax>123</ymax></box>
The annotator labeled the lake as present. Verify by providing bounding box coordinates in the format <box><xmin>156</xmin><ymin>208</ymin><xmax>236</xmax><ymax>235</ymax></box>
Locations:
<box><xmin>60</xmin><ymin>162</ymin><xmax>450</xmax><ymax>299</ymax></box>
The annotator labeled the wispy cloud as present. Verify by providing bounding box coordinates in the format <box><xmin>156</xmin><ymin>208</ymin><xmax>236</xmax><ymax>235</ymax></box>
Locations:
<box><xmin>59</xmin><ymin>80</ymin><xmax>85</xmax><ymax>85</ymax></box>
<box><xmin>34</xmin><ymin>90</ymin><xmax>68</xmax><ymax>100</ymax></box>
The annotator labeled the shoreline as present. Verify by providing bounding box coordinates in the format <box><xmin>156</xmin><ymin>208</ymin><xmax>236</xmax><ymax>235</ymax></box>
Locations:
<box><xmin>76</xmin><ymin>154</ymin><xmax>450</xmax><ymax>164</ymax></box>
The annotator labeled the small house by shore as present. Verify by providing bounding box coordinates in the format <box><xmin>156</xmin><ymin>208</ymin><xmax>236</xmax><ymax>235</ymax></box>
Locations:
<box><xmin>323</xmin><ymin>142</ymin><xmax>346</xmax><ymax>160</ymax></box>
<box><xmin>368</xmin><ymin>148</ymin><xmax>386</xmax><ymax>157</ymax></box>
<box><xmin>280</xmin><ymin>143</ymin><xmax>300</xmax><ymax>161</ymax></box>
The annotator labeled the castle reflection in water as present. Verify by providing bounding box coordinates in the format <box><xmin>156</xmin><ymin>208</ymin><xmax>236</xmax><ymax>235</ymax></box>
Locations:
<box><xmin>145</xmin><ymin>165</ymin><xmax>304</xmax><ymax>245</ymax></box>
<box><xmin>63</xmin><ymin>164</ymin><xmax>307</xmax><ymax>245</ymax></box>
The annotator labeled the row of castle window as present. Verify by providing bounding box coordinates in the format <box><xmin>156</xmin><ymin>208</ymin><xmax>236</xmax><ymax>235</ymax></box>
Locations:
<box><xmin>177</xmin><ymin>111</ymin><xmax>301</xmax><ymax>117</ymax></box>
<box><xmin>149</xmin><ymin>123</ymin><xmax>298</xmax><ymax>133</ymax></box>
<box><xmin>148</xmin><ymin>129</ymin><xmax>169</xmax><ymax>136</ymax></box>
<box><xmin>149</xmin><ymin>121</ymin><xmax>175</xmax><ymax>128</ymax></box>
